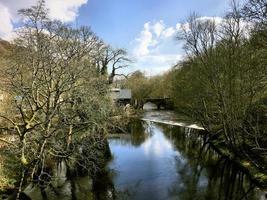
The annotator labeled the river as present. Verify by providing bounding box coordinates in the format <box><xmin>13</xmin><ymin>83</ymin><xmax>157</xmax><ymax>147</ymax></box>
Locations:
<box><xmin>95</xmin><ymin>110</ymin><xmax>265</xmax><ymax>200</ymax></box>
<box><xmin>19</xmin><ymin>110</ymin><xmax>266</xmax><ymax>200</ymax></box>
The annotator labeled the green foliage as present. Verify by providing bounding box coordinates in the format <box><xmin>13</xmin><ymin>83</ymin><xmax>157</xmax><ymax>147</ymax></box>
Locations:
<box><xmin>123</xmin><ymin>70</ymin><xmax>174</xmax><ymax>109</ymax></box>
<box><xmin>173</xmin><ymin>4</ymin><xmax>267</xmax><ymax>172</ymax></box>
<box><xmin>0</xmin><ymin>148</ymin><xmax>20</xmax><ymax>192</ymax></box>
<box><xmin>127</xmin><ymin>0</ymin><xmax>267</xmax><ymax>172</ymax></box>
<box><xmin>0</xmin><ymin>1</ymin><xmax>115</xmax><ymax>195</ymax></box>
<box><xmin>123</xmin><ymin>71</ymin><xmax>151</xmax><ymax>108</ymax></box>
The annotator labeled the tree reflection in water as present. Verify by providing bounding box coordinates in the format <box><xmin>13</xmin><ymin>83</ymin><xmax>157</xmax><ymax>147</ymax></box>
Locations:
<box><xmin>162</xmin><ymin>125</ymin><xmax>260</xmax><ymax>200</ymax></box>
<box><xmin>99</xmin><ymin>120</ymin><xmax>263</xmax><ymax>200</ymax></box>
<box><xmin>108</xmin><ymin>120</ymin><xmax>150</xmax><ymax>147</ymax></box>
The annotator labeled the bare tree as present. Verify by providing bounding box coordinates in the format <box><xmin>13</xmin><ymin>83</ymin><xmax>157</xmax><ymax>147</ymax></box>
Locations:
<box><xmin>0</xmin><ymin>1</ymin><xmax>112</xmax><ymax>198</ymax></box>
<box><xmin>178</xmin><ymin>13</ymin><xmax>218</xmax><ymax>59</ymax></box>
<box><xmin>95</xmin><ymin>45</ymin><xmax>131</xmax><ymax>84</ymax></box>
<box><xmin>108</xmin><ymin>48</ymin><xmax>131</xmax><ymax>84</ymax></box>
<box><xmin>242</xmin><ymin>0</ymin><xmax>267</xmax><ymax>25</ymax></box>
<box><xmin>174</xmin><ymin>2</ymin><xmax>267</xmax><ymax>170</ymax></box>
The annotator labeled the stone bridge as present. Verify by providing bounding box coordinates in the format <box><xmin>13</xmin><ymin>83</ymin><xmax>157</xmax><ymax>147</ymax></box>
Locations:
<box><xmin>143</xmin><ymin>97</ymin><xmax>173</xmax><ymax>110</ymax></box>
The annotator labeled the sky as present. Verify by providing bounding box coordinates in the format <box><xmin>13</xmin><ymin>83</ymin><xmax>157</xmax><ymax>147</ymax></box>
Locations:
<box><xmin>0</xmin><ymin>0</ymin><xmax>233</xmax><ymax>76</ymax></box>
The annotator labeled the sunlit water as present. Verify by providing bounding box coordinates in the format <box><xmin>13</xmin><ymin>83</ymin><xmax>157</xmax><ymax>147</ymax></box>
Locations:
<box><xmin>16</xmin><ymin>110</ymin><xmax>266</xmax><ymax>200</ymax></box>
<box><xmin>101</xmin><ymin>110</ymin><xmax>265</xmax><ymax>200</ymax></box>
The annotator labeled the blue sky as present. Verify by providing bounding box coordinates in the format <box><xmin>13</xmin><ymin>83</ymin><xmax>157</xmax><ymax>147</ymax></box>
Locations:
<box><xmin>78</xmin><ymin>0</ymin><xmax>231</xmax><ymax>75</ymax></box>
<box><xmin>79</xmin><ymin>0</ymin><xmax>228</xmax><ymax>47</ymax></box>
<box><xmin>0</xmin><ymin>0</ymin><xmax>233</xmax><ymax>75</ymax></box>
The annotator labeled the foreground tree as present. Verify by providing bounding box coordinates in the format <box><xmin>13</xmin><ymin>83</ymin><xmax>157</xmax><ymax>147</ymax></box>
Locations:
<box><xmin>0</xmin><ymin>1</ymin><xmax>113</xmax><ymax>198</ymax></box>
<box><xmin>171</xmin><ymin>2</ymin><xmax>267</xmax><ymax>175</ymax></box>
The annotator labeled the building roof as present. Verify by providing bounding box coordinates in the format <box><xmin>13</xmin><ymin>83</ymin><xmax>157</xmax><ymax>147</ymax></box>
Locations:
<box><xmin>118</xmin><ymin>89</ymin><xmax>131</xmax><ymax>99</ymax></box>
<box><xmin>110</xmin><ymin>88</ymin><xmax>132</xmax><ymax>100</ymax></box>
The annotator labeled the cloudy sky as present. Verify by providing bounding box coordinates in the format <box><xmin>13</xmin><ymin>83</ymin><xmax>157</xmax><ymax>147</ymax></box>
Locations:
<box><xmin>0</xmin><ymin>0</ymin><xmax>233</xmax><ymax>75</ymax></box>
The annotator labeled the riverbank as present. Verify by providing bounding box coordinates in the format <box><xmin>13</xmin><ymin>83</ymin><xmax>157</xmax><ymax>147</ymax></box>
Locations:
<box><xmin>138</xmin><ymin>109</ymin><xmax>267</xmax><ymax>189</ymax></box>
<box><xmin>2</xmin><ymin>108</ymin><xmax>266</xmax><ymax>199</ymax></box>
<box><xmin>208</xmin><ymin>140</ymin><xmax>267</xmax><ymax>189</ymax></box>
<box><xmin>0</xmin><ymin>132</ymin><xmax>112</xmax><ymax>200</ymax></box>
<box><xmin>105</xmin><ymin>115</ymin><xmax>265</xmax><ymax>199</ymax></box>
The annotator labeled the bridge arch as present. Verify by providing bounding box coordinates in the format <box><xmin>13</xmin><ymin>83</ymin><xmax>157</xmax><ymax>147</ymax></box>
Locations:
<box><xmin>142</xmin><ymin>98</ymin><xmax>171</xmax><ymax>110</ymax></box>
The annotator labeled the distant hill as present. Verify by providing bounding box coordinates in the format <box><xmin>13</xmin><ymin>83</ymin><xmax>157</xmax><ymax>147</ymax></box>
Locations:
<box><xmin>0</xmin><ymin>39</ymin><xmax>11</xmax><ymax>54</ymax></box>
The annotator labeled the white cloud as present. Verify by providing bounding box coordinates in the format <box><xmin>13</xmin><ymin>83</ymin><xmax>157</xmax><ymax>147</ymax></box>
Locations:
<box><xmin>132</xmin><ymin>20</ymin><xmax>182</xmax><ymax>75</ymax></box>
<box><xmin>136</xmin><ymin>54</ymin><xmax>182</xmax><ymax>76</ymax></box>
<box><xmin>46</xmin><ymin>0</ymin><xmax>87</xmax><ymax>22</ymax></box>
<box><xmin>131</xmin><ymin>17</ymin><xmax>236</xmax><ymax>75</ymax></box>
<box><xmin>133</xmin><ymin>22</ymin><xmax>158</xmax><ymax>57</ymax></box>
<box><xmin>0</xmin><ymin>3</ymin><xmax>13</xmax><ymax>40</ymax></box>
<box><xmin>131</xmin><ymin>16</ymin><xmax>252</xmax><ymax>75</ymax></box>
<box><xmin>176</xmin><ymin>16</ymin><xmax>251</xmax><ymax>38</ymax></box>
<box><xmin>196</xmin><ymin>16</ymin><xmax>224</xmax><ymax>25</ymax></box>
<box><xmin>0</xmin><ymin>0</ymin><xmax>88</xmax><ymax>40</ymax></box>
<box><xmin>162</xmin><ymin>27</ymin><xmax>176</xmax><ymax>38</ymax></box>
<box><xmin>175</xmin><ymin>16</ymin><xmax>224</xmax><ymax>33</ymax></box>
<box><xmin>152</xmin><ymin>20</ymin><xmax>165</xmax><ymax>37</ymax></box>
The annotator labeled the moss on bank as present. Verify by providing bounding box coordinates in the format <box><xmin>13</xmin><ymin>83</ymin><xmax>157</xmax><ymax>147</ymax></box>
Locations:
<box><xmin>0</xmin><ymin>148</ymin><xmax>20</xmax><ymax>199</ymax></box>
<box><xmin>209</xmin><ymin>141</ymin><xmax>267</xmax><ymax>189</ymax></box>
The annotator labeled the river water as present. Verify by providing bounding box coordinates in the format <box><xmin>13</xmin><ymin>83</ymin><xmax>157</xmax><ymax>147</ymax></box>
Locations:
<box><xmin>19</xmin><ymin>110</ymin><xmax>266</xmax><ymax>200</ymax></box>
<box><xmin>95</xmin><ymin>110</ymin><xmax>265</xmax><ymax>200</ymax></box>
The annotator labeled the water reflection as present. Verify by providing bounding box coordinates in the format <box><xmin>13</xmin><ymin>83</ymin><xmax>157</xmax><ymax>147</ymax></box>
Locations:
<box><xmin>162</xmin><ymin>125</ymin><xmax>259</xmax><ymax>200</ymax></box>
<box><xmin>105</xmin><ymin>119</ymin><xmax>263</xmax><ymax>200</ymax></box>
<box><xmin>11</xmin><ymin>114</ymin><xmax>265</xmax><ymax>200</ymax></box>
<box><xmin>108</xmin><ymin>120</ymin><xmax>150</xmax><ymax>147</ymax></box>
<box><xmin>20</xmin><ymin>176</ymin><xmax>94</xmax><ymax>200</ymax></box>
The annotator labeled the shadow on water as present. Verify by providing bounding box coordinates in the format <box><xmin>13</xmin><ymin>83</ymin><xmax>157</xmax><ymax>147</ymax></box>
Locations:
<box><xmin>14</xmin><ymin>175</ymin><xmax>94</xmax><ymax>200</ymax></box>
<box><xmin>101</xmin><ymin>117</ymin><xmax>265</xmax><ymax>200</ymax></box>
<box><xmin>161</xmin><ymin>125</ymin><xmax>261</xmax><ymax>200</ymax></box>
<box><xmin>15</xmin><ymin>113</ymin><xmax>266</xmax><ymax>200</ymax></box>
<box><xmin>108</xmin><ymin>119</ymin><xmax>151</xmax><ymax>148</ymax></box>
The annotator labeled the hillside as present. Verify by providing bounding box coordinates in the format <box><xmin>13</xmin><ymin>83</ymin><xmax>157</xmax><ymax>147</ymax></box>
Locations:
<box><xmin>0</xmin><ymin>39</ymin><xmax>10</xmax><ymax>54</ymax></box>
